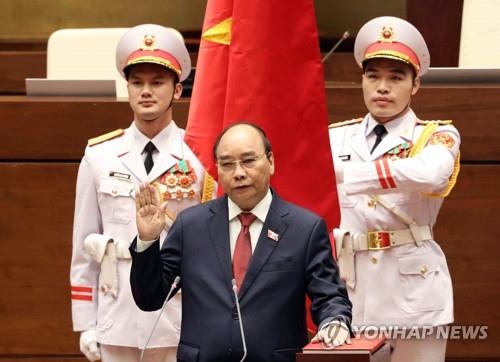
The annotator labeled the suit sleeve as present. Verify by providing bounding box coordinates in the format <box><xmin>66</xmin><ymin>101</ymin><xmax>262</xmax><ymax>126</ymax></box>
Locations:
<box><xmin>343</xmin><ymin>125</ymin><xmax>460</xmax><ymax>195</ymax></box>
<box><xmin>305</xmin><ymin>217</ymin><xmax>352</xmax><ymax>327</ymax></box>
<box><xmin>70</xmin><ymin>155</ymin><xmax>101</xmax><ymax>331</ymax></box>
<box><xmin>130</xmin><ymin>212</ymin><xmax>183</xmax><ymax>311</ymax></box>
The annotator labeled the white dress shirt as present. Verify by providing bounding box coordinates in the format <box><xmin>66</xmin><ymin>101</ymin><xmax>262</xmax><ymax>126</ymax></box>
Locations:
<box><xmin>227</xmin><ymin>189</ymin><xmax>272</xmax><ymax>260</ymax></box>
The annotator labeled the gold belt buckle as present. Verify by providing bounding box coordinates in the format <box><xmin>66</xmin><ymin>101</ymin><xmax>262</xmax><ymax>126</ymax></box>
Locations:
<box><xmin>367</xmin><ymin>231</ymin><xmax>391</xmax><ymax>250</ymax></box>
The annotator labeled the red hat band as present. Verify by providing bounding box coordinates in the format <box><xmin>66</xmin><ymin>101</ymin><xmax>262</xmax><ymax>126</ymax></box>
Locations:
<box><xmin>364</xmin><ymin>42</ymin><xmax>420</xmax><ymax>74</ymax></box>
<box><xmin>125</xmin><ymin>49</ymin><xmax>181</xmax><ymax>76</ymax></box>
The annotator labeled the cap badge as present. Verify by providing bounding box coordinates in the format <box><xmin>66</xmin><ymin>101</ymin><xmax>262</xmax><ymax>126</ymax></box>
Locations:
<box><xmin>141</xmin><ymin>34</ymin><xmax>156</xmax><ymax>50</ymax></box>
<box><xmin>378</xmin><ymin>26</ymin><xmax>396</xmax><ymax>43</ymax></box>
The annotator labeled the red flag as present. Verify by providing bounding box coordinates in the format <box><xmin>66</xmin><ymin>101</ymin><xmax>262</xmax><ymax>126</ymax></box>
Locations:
<box><xmin>185</xmin><ymin>0</ymin><xmax>340</xmax><ymax>331</ymax></box>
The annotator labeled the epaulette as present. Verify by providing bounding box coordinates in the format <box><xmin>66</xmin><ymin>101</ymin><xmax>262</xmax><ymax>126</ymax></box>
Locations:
<box><xmin>328</xmin><ymin>118</ymin><xmax>363</xmax><ymax>129</ymax></box>
<box><xmin>88</xmin><ymin>129</ymin><xmax>124</xmax><ymax>147</ymax></box>
<box><xmin>416</xmin><ymin>119</ymin><xmax>453</xmax><ymax>125</ymax></box>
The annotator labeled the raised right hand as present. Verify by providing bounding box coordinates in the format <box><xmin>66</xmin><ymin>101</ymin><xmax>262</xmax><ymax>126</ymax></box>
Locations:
<box><xmin>136</xmin><ymin>183</ymin><xmax>168</xmax><ymax>241</ymax></box>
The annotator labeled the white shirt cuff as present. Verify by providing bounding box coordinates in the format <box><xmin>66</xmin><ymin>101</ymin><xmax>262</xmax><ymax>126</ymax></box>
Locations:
<box><xmin>136</xmin><ymin>237</ymin><xmax>157</xmax><ymax>252</ymax></box>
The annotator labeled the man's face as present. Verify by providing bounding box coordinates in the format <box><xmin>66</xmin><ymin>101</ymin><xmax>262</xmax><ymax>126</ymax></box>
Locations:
<box><xmin>215</xmin><ymin>125</ymin><xmax>275</xmax><ymax>211</ymax></box>
<box><xmin>127</xmin><ymin>63</ymin><xmax>182</xmax><ymax>124</ymax></box>
<box><xmin>362</xmin><ymin>58</ymin><xmax>420</xmax><ymax>123</ymax></box>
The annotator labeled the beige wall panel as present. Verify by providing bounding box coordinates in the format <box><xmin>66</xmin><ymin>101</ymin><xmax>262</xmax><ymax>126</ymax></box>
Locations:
<box><xmin>0</xmin><ymin>0</ymin><xmax>207</xmax><ymax>39</ymax></box>
<box><xmin>0</xmin><ymin>0</ymin><xmax>406</xmax><ymax>39</ymax></box>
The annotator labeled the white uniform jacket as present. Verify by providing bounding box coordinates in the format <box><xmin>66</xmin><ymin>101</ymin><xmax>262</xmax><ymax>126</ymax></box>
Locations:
<box><xmin>329</xmin><ymin>109</ymin><xmax>460</xmax><ymax>328</ymax></box>
<box><xmin>70</xmin><ymin>121</ymin><xmax>212</xmax><ymax>348</ymax></box>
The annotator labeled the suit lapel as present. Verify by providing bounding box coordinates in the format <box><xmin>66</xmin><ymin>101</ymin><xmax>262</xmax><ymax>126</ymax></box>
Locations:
<box><xmin>147</xmin><ymin>125</ymin><xmax>184</xmax><ymax>182</ymax></box>
<box><xmin>207</xmin><ymin>197</ymin><xmax>234</xmax><ymax>292</ymax></box>
<box><xmin>118</xmin><ymin>129</ymin><xmax>148</xmax><ymax>182</ymax></box>
<box><xmin>238</xmin><ymin>195</ymin><xmax>290</xmax><ymax>301</ymax></box>
<box><xmin>371</xmin><ymin>133</ymin><xmax>406</xmax><ymax>160</ymax></box>
<box><xmin>371</xmin><ymin>113</ymin><xmax>416</xmax><ymax>160</ymax></box>
<box><xmin>147</xmin><ymin>152</ymin><xmax>180</xmax><ymax>182</ymax></box>
<box><xmin>350</xmin><ymin>119</ymin><xmax>371</xmax><ymax>161</ymax></box>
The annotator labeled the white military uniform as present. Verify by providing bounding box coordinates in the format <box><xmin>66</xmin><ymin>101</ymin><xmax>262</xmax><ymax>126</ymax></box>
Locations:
<box><xmin>70</xmin><ymin>23</ymin><xmax>211</xmax><ymax>362</ymax></box>
<box><xmin>331</xmin><ymin>15</ymin><xmax>460</xmax><ymax>362</ymax></box>
<box><xmin>70</xmin><ymin>121</ymin><xmax>212</xmax><ymax>349</ymax></box>
<box><xmin>330</xmin><ymin>109</ymin><xmax>459</xmax><ymax>329</ymax></box>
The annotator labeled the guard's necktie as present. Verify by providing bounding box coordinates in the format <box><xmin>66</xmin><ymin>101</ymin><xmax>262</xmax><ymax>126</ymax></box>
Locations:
<box><xmin>233</xmin><ymin>212</ymin><xmax>257</xmax><ymax>292</ymax></box>
<box><xmin>143</xmin><ymin>141</ymin><xmax>156</xmax><ymax>174</ymax></box>
<box><xmin>370</xmin><ymin>124</ymin><xmax>388</xmax><ymax>154</ymax></box>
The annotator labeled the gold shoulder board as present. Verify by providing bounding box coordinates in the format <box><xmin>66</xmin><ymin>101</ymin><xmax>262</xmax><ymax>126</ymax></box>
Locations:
<box><xmin>416</xmin><ymin>119</ymin><xmax>453</xmax><ymax>125</ymax></box>
<box><xmin>329</xmin><ymin>118</ymin><xmax>363</xmax><ymax>129</ymax></box>
<box><xmin>88</xmin><ymin>129</ymin><xmax>124</xmax><ymax>147</ymax></box>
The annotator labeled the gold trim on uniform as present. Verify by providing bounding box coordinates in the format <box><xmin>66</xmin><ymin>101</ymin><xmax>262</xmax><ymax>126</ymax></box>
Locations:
<box><xmin>328</xmin><ymin>118</ymin><xmax>363</xmax><ymax>129</ymax></box>
<box><xmin>127</xmin><ymin>56</ymin><xmax>181</xmax><ymax>76</ymax></box>
<box><xmin>88</xmin><ymin>129</ymin><xmax>124</xmax><ymax>147</ymax></box>
<box><xmin>364</xmin><ymin>50</ymin><xmax>420</xmax><ymax>72</ymax></box>
<box><xmin>201</xmin><ymin>172</ymin><xmax>215</xmax><ymax>203</ymax></box>
<box><xmin>416</xmin><ymin>119</ymin><xmax>453</xmax><ymax>125</ymax></box>
<box><xmin>410</xmin><ymin>120</ymin><xmax>460</xmax><ymax>198</ymax></box>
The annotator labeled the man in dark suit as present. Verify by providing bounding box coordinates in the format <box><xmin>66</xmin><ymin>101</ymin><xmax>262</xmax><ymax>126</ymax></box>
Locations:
<box><xmin>130</xmin><ymin>122</ymin><xmax>352</xmax><ymax>361</ymax></box>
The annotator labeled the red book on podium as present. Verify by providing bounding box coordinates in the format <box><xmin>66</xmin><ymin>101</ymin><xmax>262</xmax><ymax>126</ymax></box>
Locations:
<box><xmin>296</xmin><ymin>335</ymin><xmax>390</xmax><ymax>362</ymax></box>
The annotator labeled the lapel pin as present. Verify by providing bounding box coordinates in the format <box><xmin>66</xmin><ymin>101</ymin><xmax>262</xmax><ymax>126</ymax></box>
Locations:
<box><xmin>267</xmin><ymin>229</ymin><xmax>279</xmax><ymax>242</ymax></box>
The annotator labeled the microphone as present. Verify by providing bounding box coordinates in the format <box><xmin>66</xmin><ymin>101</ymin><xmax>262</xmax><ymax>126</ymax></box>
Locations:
<box><xmin>140</xmin><ymin>276</ymin><xmax>181</xmax><ymax>362</ymax></box>
<box><xmin>321</xmin><ymin>31</ymin><xmax>351</xmax><ymax>64</ymax></box>
<box><xmin>232</xmin><ymin>279</ymin><xmax>247</xmax><ymax>362</ymax></box>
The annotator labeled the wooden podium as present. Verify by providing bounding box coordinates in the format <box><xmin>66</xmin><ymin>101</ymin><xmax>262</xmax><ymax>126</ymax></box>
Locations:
<box><xmin>296</xmin><ymin>335</ymin><xmax>390</xmax><ymax>362</ymax></box>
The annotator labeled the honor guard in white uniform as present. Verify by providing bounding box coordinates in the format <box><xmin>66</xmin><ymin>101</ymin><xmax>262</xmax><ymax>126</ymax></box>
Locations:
<box><xmin>70</xmin><ymin>24</ymin><xmax>215</xmax><ymax>362</ymax></box>
<box><xmin>329</xmin><ymin>17</ymin><xmax>460</xmax><ymax>361</ymax></box>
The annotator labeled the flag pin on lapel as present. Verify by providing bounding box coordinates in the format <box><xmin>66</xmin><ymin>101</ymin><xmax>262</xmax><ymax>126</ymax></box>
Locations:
<box><xmin>267</xmin><ymin>229</ymin><xmax>279</xmax><ymax>242</ymax></box>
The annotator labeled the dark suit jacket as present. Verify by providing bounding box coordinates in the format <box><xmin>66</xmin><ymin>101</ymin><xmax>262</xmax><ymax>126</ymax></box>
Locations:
<box><xmin>130</xmin><ymin>192</ymin><xmax>351</xmax><ymax>362</ymax></box>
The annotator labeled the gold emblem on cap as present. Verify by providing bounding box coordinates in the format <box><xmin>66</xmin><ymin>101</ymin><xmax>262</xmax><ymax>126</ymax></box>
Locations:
<box><xmin>141</xmin><ymin>34</ymin><xmax>156</xmax><ymax>50</ymax></box>
<box><xmin>378</xmin><ymin>26</ymin><xmax>396</xmax><ymax>43</ymax></box>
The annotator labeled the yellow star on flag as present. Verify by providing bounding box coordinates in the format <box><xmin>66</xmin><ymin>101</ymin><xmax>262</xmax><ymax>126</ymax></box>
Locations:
<box><xmin>202</xmin><ymin>17</ymin><xmax>232</xmax><ymax>45</ymax></box>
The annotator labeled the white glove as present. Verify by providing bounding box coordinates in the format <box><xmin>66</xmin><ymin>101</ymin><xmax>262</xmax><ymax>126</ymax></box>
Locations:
<box><xmin>311</xmin><ymin>320</ymin><xmax>351</xmax><ymax>348</ymax></box>
<box><xmin>80</xmin><ymin>329</ymin><xmax>101</xmax><ymax>361</ymax></box>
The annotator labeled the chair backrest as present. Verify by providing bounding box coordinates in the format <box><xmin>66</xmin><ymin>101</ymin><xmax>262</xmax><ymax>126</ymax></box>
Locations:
<box><xmin>459</xmin><ymin>0</ymin><xmax>500</xmax><ymax>68</ymax></box>
<box><xmin>47</xmin><ymin>28</ymin><xmax>129</xmax><ymax>98</ymax></box>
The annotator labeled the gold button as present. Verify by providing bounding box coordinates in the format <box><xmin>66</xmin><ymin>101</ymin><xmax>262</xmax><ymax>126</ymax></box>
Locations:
<box><xmin>420</xmin><ymin>265</ymin><xmax>428</xmax><ymax>275</ymax></box>
<box><xmin>371</xmin><ymin>257</ymin><xmax>378</xmax><ymax>264</ymax></box>
<box><xmin>111</xmin><ymin>189</ymin><xmax>118</xmax><ymax>195</ymax></box>
<box><xmin>368</xmin><ymin>200</ymin><xmax>376</xmax><ymax>207</ymax></box>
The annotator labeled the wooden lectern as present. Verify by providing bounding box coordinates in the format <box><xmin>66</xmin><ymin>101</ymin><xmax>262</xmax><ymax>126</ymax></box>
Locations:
<box><xmin>296</xmin><ymin>335</ymin><xmax>390</xmax><ymax>362</ymax></box>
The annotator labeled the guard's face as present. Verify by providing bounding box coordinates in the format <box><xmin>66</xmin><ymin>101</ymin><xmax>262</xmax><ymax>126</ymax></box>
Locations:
<box><xmin>127</xmin><ymin>63</ymin><xmax>182</xmax><ymax>125</ymax></box>
<box><xmin>216</xmin><ymin>125</ymin><xmax>274</xmax><ymax>211</ymax></box>
<box><xmin>362</xmin><ymin>58</ymin><xmax>420</xmax><ymax>123</ymax></box>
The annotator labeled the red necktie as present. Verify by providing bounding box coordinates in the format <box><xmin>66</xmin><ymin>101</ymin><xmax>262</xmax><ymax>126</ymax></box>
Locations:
<box><xmin>233</xmin><ymin>212</ymin><xmax>257</xmax><ymax>292</ymax></box>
